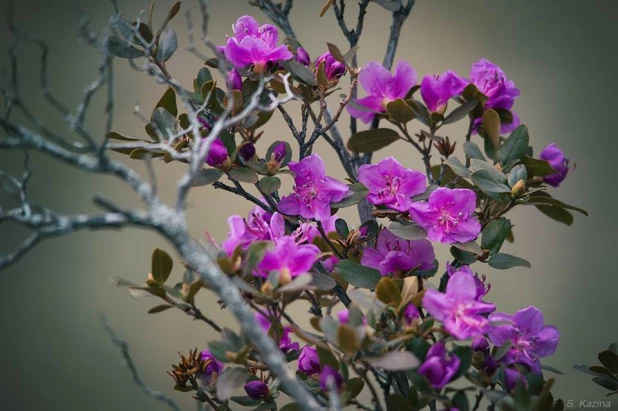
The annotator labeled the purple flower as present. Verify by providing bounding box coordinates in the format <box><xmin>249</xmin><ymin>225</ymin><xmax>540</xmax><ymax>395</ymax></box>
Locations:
<box><xmin>361</xmin><ymin>229</ymin><xmax>435</xmax><ymax>276</ymax></box>
<box><xmin>227</xmin><ymin>69</ymin><xmax>242</xmax><ymax>91</ymax></box>
<box><xmin>315</xmin><ymin>52</ymin><xmax>346</xmax><ymax>80</ymax></box>
<box><xmin>205</xmin><ymin>138</ymin><xmax>230</xmax><ymax>168</ymax></box>
<box><xmin>298</xmin><ymin>346</ymin><xmax>321</xmax><ymax>376</ymax></box>
<box><xmin>258</xmin><ymin>236</ymin><xmax>319</xmax><ymax>279</ymax></box>
<box><xmin>403</xmin><ymin>304</ymin><xmax>420</xmax><ymax>325</ymax></box>
<box><xmin>418</xmin><ymin>342</ymin><xmax>461</xmax><ymax>389</ymax></box>
<box><xmin>408</xmin><ymin>188</ymin><xmax>481</xmax><ymax>244</ymax></box>
<box><xmin>296</xmin><ymin>47</ymin><xmax>311</xmax><ymax>66</ymax></box>
<box><xmin>244</xmin><ymin>380</ymin><xmax>270</xmax><ymax>400</ymax></box>
<box><xmin>539</xmin><ymin>143</ymin><xmax>571</xmax><ymax>187</ymax></box>
<box><xmin>471</xmin><ymin>336</ymin><xmax>490</xmax><ymax>353</ymax></box>
<box><xmin>198</xmin><ymin>350</ymin><xmax>224</xmax><ymax>384</ymax></box>
<box><xmin>221</xmin><ymin>206</ymin><xmax>285</xmax><ymax>256</ymax></box>
<box><xmin>487</xmin><ymin>306</ymin><xmax>560</xmax><ymax>373</ymax></box>
<box><xmin>337</xmin><ymin>309</ymin><xmax>349</xmax><ymax>324</ymax></box>
<box><xmin>347</xmin><ymin>61</ymin><xmax>417</xmax><ymax>124</ymax></box>
<box><xmin>504</xmin><ymin>367</ymin><xmax>527</xmax><ymax>391</ymax></box>
<box><xmin>271</xmin><ymin>141</ymin><xmax>287</xmax><ymax>163</ymax></box>
<box><xmin>421</xmin><ymin>71</ymin><xmax>467</xmax><ymax>113</ymax></box>
<box><xmin>255</xmin><ymin>312</ymin><xmax>300</xmax><ymax>353</ymax></box>
<box><xmin>278</xmin><ymin>154</ymin><xmax>350</xmax><ymax>221</ymax></box>
<box><xmin>422</xmin><ymin>270</ymin><xmax>496</xmax><ymax>340</ymax></box>
<box><xmin>239</xmin><ymin>142</ymin><xmax>256</xmax><ymax>160</ymax></box>
<box><xmin>446</xmin><ymin>263</ymin><xmax>490</xmax><ymax>300</ymax></box>
<box><xmin>469</xmin><ymin>58</ymin><xmax>520</xmax><ymax>133</ymax></box>
<box><xmin>358</xmin><ymin>157</ymin><xmax>426</xmax><ymax>212</ymax></box>
<box><xmin>319</xmin><ymin>365</ymin><xmax>344</xmax><ymax>392</ymax></box>
<box><xmin>219</xmin><ymin>16</ymin><xmax>293</xmax><ymax>71</ymax></box>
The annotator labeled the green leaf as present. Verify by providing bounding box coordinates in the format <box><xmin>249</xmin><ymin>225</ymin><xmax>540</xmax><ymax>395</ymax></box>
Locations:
<box><xmin>196</xmin><ymin>67</ymin><xmax>213</xmax><ymax>90</ymax></box>
<box><xmin>497</xmin><ymin>124</ymin><xmax>529</xmax><ymax>165</ymax></box>
<box><xmin>152</xmin><ymin>248</ymin><xmax>173</xmax><ymax>283</ymax></box>
<box><xmin>335</xmin><ymin>260</ymin><xmax>381</xmax><ymax>289</ymax></box>
<box><xmin>258</xmin><ymin>176</ymin><xmax>281</xmax><ymax>194</ymax></box>
<box><xmin>522</xmin><ymin>193</ymin><xmax>588</xmax><ymax>216</ymax></box>
<box><xmin>452</xmin><ymin>391</ymin><xmax>470</xmax><ymax>411</ymax></box>
<box><xmin>453</xmin><ymin>241</ymin><xmax>483</xmax><ymax>256</ymax></box>
<box><xmin>155</xmin><ymin>87</ymin><xmax>178</xmax><ymax>117</ymax></box>
<box><xmin>452</xmin><ymin>345</ymin><xmax>473</xmax><ymax>379</ymax></box>
<box><xmin>487</xmin><ymin>253</ymin><xmax>531</xmax><ymax>269</ymax></box>
<box><xmin>345</xmin><ymin>378</ymin><xmax>364</xmax><ymax>400</ymax></box>
<box><xmin>338</xmin><ymin>323</ymin><xmax>360</xmax><ymax>353</ymax></box>
<box><xmin>347</xmin><ymin>128</ymin><xmax>400</xmax><ymax>153</ymax></box>
<box><xmin>231</xmin><ymin>396</ymin><xmax>262</xmax><ymax>407</ymax></box>
<box><xmin>471</xmin><ymin>168</ymin><xmax>511</xmax><ymax>193</ymax></box>
<box><xmin>156</xmin><ymin>27</ymin><xmax>178</xmax><ymax>62</ymax></box>
<box><xmin>599</xmin><ymin>350</ymin><xmax>618</xmax><ymax>375</ymax></box>
<box><xmin>106</xmin><ymin>132</ymin><xmax>145</xmax><ymax>142</ymax></box>
<box><xmin>243</xmin><ymin>241</ymin><xmax>271</xmax><ymax>277</ymax></box>
<box><xmin>481</xmin><ymin>217</ymin><xmax>512</xmax><ymax>255</ymax></box>
<box><xmin>463</xmin><ymin>141</ymin><xmax>486</xmax><ymax>161</ymax></box>
<box><xmin>406</xmin><ymin>100</ymin><xmax>431</xmax><ymax>126</ymax></box>
<box><xmin>166</xmin><ymin>2</ymin><xmax>181</xmax><ymax>20</ymax></box>
<box><xmin>444</xmin><ymin>157</ymin><xmax>472</xmax><ymax>178</ymax></box>
<box><xmin>229</xmin><ymin>168</ymin><xmax>259</xmax><ymax>184</ymax></box>
<box><xmin>151</xmin><ymin>107</ymin><xmax>177</xmax><ymax>139</ymax></box>
<box><xmin>106</xmin><ymin>36</ymin><xmax>144</xmax><ymax>58</ymax></box>
<box><xmin>508</xmin><ymin>164</ymin><xmax>527</xmax><ymax>187</ymax></box>
<box><xmin>148</xmin><ymin>304</ymin><xmax>173</xmax><ymax>314</ymax></box>
<box><xmin>386</xmin><ymin>99</ymin><xmax>415</xmax><ymax>124</ymax></box>
<box><xmin>593</xmin><ymin>376</ymin><xmax>618</xmax><ymax>391</ymax></box>
<box><xmin>191</xmin><ymin>168</ymin><xmax>223</xmax><ymax>187</ymax></box>
<box><xmin>541</xmin><ymin>365</ymin><xmax>564</xmax><ymax>375</ymax></box>
<box><xmin>365</xmin><ymin>350</ymin><xmax>420</xmax><ymax>371</ymax></box>
<box><xmin>335</xmin><ymin>218</ymin><xmax>349</xmax><ymax>238</ymax></box>
<box><xmin>316</xmin><ymin>343</ymin><xmax>340</xmax><ymax>369</ymax></box>
<box><xmin>442</xmin><ymin>99</ymin><xmax>478</xmax><ymax>125</ymax></box>
<box><xmin>494</xmin><ymin>340</ymin><xmax>513</xmax><ymax>361</ymax></box>
<box><xmin>280</xmin><ymin>404</ymin><xmax>301</xmax><ymax>411</ymax></box>
<box><xmin>326</xmin><ymin>42</ymin><xmax>345</xmax><ymax>64</ymax></box>
<box><xmin>521</xmin><ymin>156</ymin><xmax>558</xmax><ymax>177</ymax></box>
<box><xmin>388</xmin><ymin>222</ymin><xmax>427</xmax><ymax>240</ymax></box>
<box><xmin>283</xmin><ymin>59</ymin><xmax>317</xmax><ymax>87</ymax></box>
<box><xmin>277</xmin><ymin>273</ymin><xmax>314</xmax><ymax>293</ymax></box>
<box><xmin>375</xmin><ymin>277</ymin><xmax>401</xmax><ymax>306</ymax></box>
<box><xmin>536</xmin><ymin>205</ymin><xmax>573</xmax><ymax>225</ymax></box>
<box><xmin>331</xmin><ymin>182</ymin><xmax>369</xmax><ymax>208</ymax></box>
<box><xmin>482</xmin><ymin>109</ymin><xmax>501</xmax><ymax>150</ymax></box>
<box><xmin>386</xmin><ymin>393</ymin><xmax>409</xmax><ymax>411</ymax></box>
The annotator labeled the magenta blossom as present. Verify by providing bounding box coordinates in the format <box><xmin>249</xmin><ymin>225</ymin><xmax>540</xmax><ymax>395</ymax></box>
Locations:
<box><xmin>421</xmin><ymin>70</ymin><xmax>467</xmax><ymax>113</ymax></box>
<box><xmin>221</xmin><ymin>206</ymin><xmax>284</xmax><ymax>256</ymax></box>
<box><xmin>298</xmin><ymin>346</ymin><xmax>321</xmax><ymax>376</ymax></box>
<box><xmin>418</xmin><ymin>342</ymin><xmax>461</xmax><ymax>389</ymax></box>
<box><xmin>347</xmin><ymin>61</ymin><xmax>416</xmax><ymax>124</ymax></box>
<box><xmin>255</xmin><ymin>312</ymin><xmax>299</xmax><ymax>353</ymax></box>
<box><xmin>403</xmin><ymin>304</ymin><xmax>420</xmax><ymax>325</ymax></box>
<box><xmin>257</xmin><ymin>236</ymin><xmax>319</xmax><ymax>278</ymax></box>
<box><xmin>361</xmin><ymin>229</ymin><xmax>435</xmax><ymax>276</ymax></box>
<box><xmin>423</xmin><ymin>269</ymin><xmax>496</xmax><ymax>340</ymax></box>
<box><xmin>539</xmin><ymin>143</ymin><xmax>571</xmax><ymax>187</ymax></box>
<box><xmin>227</xmin><ymin>69</ymin><xmax>242</xmax><ymax>91</ymax></box>
<box><xmin>319</xmin><ymin>365</ymin><xmax>344</xmax><ymax>392</ymax></box>
<box><xmin>408</xmin><ymin>188</ymin><xmax>481</xmax><ymax>244</ymax></box>
<box><xmin>198</xmin><ymin>350</ymin><xmax>224</xmax><ymax>385</ymax></box>
<box><xmin>504</xmin><ymin>367</ymin><xmax>527</xmax><ymax>391</ymax></box>
<box><xmin>446</xmin><ymin>263</ymin><xmax>490</xmax><ymax>300</ymax></box>
<box><xmin>278</xmin><ymin>154</ymin><xmax>350</xmax><ymax>221</ymax></box>
<box><xmin>219</xmin><ymin>16</ymin><xmax>292</xmax><ymax>71</ymax></box>
<box><xmin>316</xmin><ymin>51</ymin><xmax>346</xmax><ymax>80</ymax></box>
<box><xmin>244</xmin><ymin>380</ymin><xmax>270</xmax><ymax>400</ymax></box>
<box><xmin>358</xmin><ymin>156</ymin><xmax>426</xmax><ymax>212</ymax></box>
<box><xmin>296</xmin><ymin>47</ymin><xmax>311</xmax><ymax>66</ymax></box>
<box><xmin>469</xmin><ymin>58</ymin><xmax>521</xmax><ymax>133</ymax></box>
<box><xmin>487</xmin><ymin>306</ymin><xmax>559</xmax><ymax>373</ymax></box>
<box><xmin>205</xmin><ymin>137</ymin><xmax>230</xmax><ymax>169</ymax></box>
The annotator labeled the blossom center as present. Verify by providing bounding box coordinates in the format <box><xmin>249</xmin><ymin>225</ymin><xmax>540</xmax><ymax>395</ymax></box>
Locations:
<box><xmin>438</xmin><ymin>209</ymin><xmax>461</xmax><ymax>233</ymax></box>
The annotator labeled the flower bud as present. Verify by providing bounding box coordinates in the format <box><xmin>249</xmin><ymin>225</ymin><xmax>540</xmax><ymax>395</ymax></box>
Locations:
<box><xmin>279</xmin><ymin>267</ymin><xmax>292</xmax><ymax>286</ymax></box>
<box><xmin>471</xmin><ymin>336</ymin><xmax>490</xmax><ymax>353</ymax></box>
<box><xmin>315</xmin><ymin>52</ymin><xmax>346</xmax><ymax>80</ymax></box>
<box><xmin>260</xmin><ymin>280</ymin><xmax>273</xmax><ymax>295</ymax></box>
<box><xmin>227</xmin><ymin>69</ymin><xmax>242</xmax><ymax>91</ymax></box>
<box><xmin>271</xmin><ymin>141</ymin><xmax>287</xmax><ymax>163</ymax></box>
<box><xmin>243</xmin><ymin>380</ymin><xmax>270</xmax><ymax>400</ymax></box>
<box><xmin>511</xmin><ymin>179</ymin><xmax>526</xmax><ymax>197</ymax></box>
<box><xmin>198</xmin><ymin>350</ymin><xmax>224</xmax><ymax>385</ymax></box>
<box><xmin>295</xmin><ymin>47</ymin><xmax>311</xmax><ymax>66</ymax></box>
<box><xmin>205</xmin><ymin>138</ymin><xmax>231</xmax><ymax>170</ymax></box>
<box><xmin>239</xmin><ymin>142</ymin><xmax>257</xmax><ymax>161</ymax></box>
<box><xmin>319</xmin><ymin>365</ymin><xmax>344</xmax><ymax>393</ymax></box>
<box><xmin>298</xmin><ymin>346</ymin><xmax>321</xmax><ymax>376</ymax></box>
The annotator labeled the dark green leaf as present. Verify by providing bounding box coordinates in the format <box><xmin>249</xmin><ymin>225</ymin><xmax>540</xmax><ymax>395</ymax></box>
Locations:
<box><xmin>137</xmin><ymin>22</ymin><xmax>153</xmax><ymax>43</ymax></box>
<box><xmin>452</xmin><ymin>391</ymin><xmax>470</xmax><ymax>411</ymax></box>
<box><xmin>148</xmin><ymin>304</ymin><xmax>173</xmax><ymax>314</ymax></box>
<box><xmin>442</xmin><ymin>99</ymin><xmax>478</xmax><ymax>125</ymax></box>
<box><xmin>156</xmin><ymin>27</ymin><xmax>178</xmax><ymax>62</ymax></box>
<box><xmin>106</xmin><ymin>132</ymin><xmax>145</xmax><ymax>142</ymax></box>
<box><xmin>258</xmin><ymin>176</ymin><xmax>281</xmax><ymax>194</ymax></box>
<box><xmin>231</xmin><ymin>396</ymin><xmax>262</xmax><ymax>407</ymax></box>
<box><xmin>347</xmin><ymin>128</ymin><xmax>400</xmax><ymax>153</ymax></box>
<box><xmin>335</xmin><ymin>260</ymin><xmax>381</xmax><ymax>289</ymax></box>
<box><xmin>541</xmin><ymin>365</ymin><xmax>564</xmax><ymax>375</ymax></box>
<box><xmin>310</xmin><ymin>272</ymin><xmax>337</xmax><ymax>290</ymax></box>
<box><xmin>463</xmin><ymin>141</ymin><xmax>486</xmax><ymax>161</ymax></box>
<box><xmin>191</xmin><ymin>168</ymin><xmax>223</xmax><ymax>186</ymax></box>
<box><xmin>331</xmin><ymin>183</ymin><xmax>369</xmax><ymax>208</ymax></box>
<box><xmin>444</xmin><ymin>157</ymin><xmax>472</xmax><ymax>178</ymax></box>
<box><xmin>386</xmin><ymin>99</ymin><xmax>415</xmax><ymax>124</ymax></box>
<box><xmin>497</xmin><ymin>124</ymin><xmax>529</xmax><ymax>165</ymax></box>
<box><xmin>326</xmin><ymin>42</ymin><xmax>345</xmax><ymax>64</ymax></box>
<box><xmin>481</xmin><ymin>217</ymin><xmax>512</xmax><ymax>255</ymax></box>
<box><xmin>406</xmin><ymin>99</ymin><xmax>430</xmax><ymax>126</ymax></box>
<box><xmin>452</xmin><ymin>345</ymin><xmax>473</xmax><ymax>380</ymax></box>
<box><xmin>522</xmin><ymin>193</ymin><xmax>588</xmax><ymax>216</ymax></box>
<box><xmin>155</xmin><ymin>87</ymin><xmax>178</xmax><ymax>117</ymax></box>
<box><xmin>573</xmin><ymin>364</ymin><xmax>609</xmax><ymax>377</ymax></box>
<box><xmin>471</xmin><ymin>168</ymin><xmax>511</xmax><ymax>193</ymax></box>
<box><xmin>229</xmin><ymin>168</ymin><xmax>259</xmax><ymax>184</ymax></box>
<box><xmin>494</xmin><ymin>340</ymin><xmax>513</xmax><ymax>361</ymax></box>
<box><xmin>243</xmin><ymin>241</ymin><xmax>271</xmax><ymax>277</ymax></box>
<box><xmin>283</xmin><ymin>59</ymin><xmax>317</xmax><ymax>87</ymax></box>
<box><xmin>346</xmin><ymin>378</ymin><xmax>364</xmax><ymax>400</ymax></box>
<box><xmin>482</xmin><ymin>109</ymin><xmax>501</xmax><ymax>150</ymax></box>
<box><xmin>487</xmin><ymin>253</ymin><xmax>531</xmax><ymax>269</ymax></box>
<box><xmin>508</xmin><ymin>164</ymin><xmax>527</xmax><ymax>187</ymax></box>
<box><xmin>317</xmin><ymin>343</ymin><xmax>340</xmax><ymax>369</ymax></box>
<box><xmin>335</xmin><ymin>218</ymin><xmax>349</xmax><ymax>238</ymax></box>
<box><xmin>593</xmin><ymin>376</ymin><xmax>618</xmax><ymax>391</ymax></box>
<box><xmin>375</xmin><ymin>277</ymin><xmax>401</xmax><ymax>306</ymax></box>
<box><xmin>388</xmin><ymin>222</ymin><xmax>427</xmax><ymax>240</ymax></box>
<box><xmin>196</xmin><ymin>67</ymin><xmax>213</xmax><ymax>89</ymax></box>
<box><xmin>453</xmin><ymin>241</ymin><xmax>483</xmax><ymax>256</ymax></box>
<box><xmin>167</xmin><ymin>2</ymin><xmax>181</xmax><ymax>20</ymax></box>
<box><xmin>536</xmin><ymin>205</ymin><xmax>574</xmax><ymax>225</ymax></box>
<box><xmin>151</xmin><ymin>107</ymin><xmax>177</xmax><ymax>139</ymax></box>
<box><xmin>280</xmin><ymin>404</ymin><xmax>301</xmax><ymax>411</ymax></box>
<box><xmin>106</xmin><ymin>36</ymin><xmax>144</xmax><ymax>58</ymax></box>
<box><xmin>386</xmin><ymin>393</ymin><xmax>409</xmax><ymax>411</ymax></box>
<box><xmin>521</xmin><ymin>156</ymin><xmax>557</xmax><ymax>177</ymax></box>
<box><xmin>372</xmin><ymin>0</ymin><xmax>402</xmax><ymax>11</ymax></box>
<box><xmin>599</xmin><ymin>350</ymin><xmax>618</xmax><ymax>375</ymax></box>
<box><xmin>152</xmin><ymin>248</ymin><xmax>173</xmax><ymax>283</ymax></box>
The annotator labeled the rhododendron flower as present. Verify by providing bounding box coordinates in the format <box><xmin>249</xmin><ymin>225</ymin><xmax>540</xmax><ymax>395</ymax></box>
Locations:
<box><xmin>298</xmin><ymin>346</ymin><xmax>321</xmax><ymax>376</ymax></box>
<box><xmin>295</xmin><ymin>47</ymin><xmax>310</xmax><ymax>66</ymax></box>
<box><xmin>204</xmin><ymin>137</ymin><xmax>230</xmax><ymax>168</ymax></box>
<box><xmin>446</xmin><ymin>263</ymin><xmax>490</xmax><ymax>299</ymax></box>
<box><xmin>539</xmin><ymin>143</ymin><xmax>571</xmax><ymax>187</ymax></box>
<box><xmin>408</xmin><ymin>188</ymin><xmax>481</xmax><ymax>244</ymax></box>
<box><xmin>421</xmin><ymin>70</ymin><xmax>467</xmax><ymax>113</ymax></box>
<box><xmin>257</xmin><ymin>236</ymin><xmax>319</xmax><ymax>278</ymax></box>
<box><xmin>198</xmin><ymin>350</ymin><xmax>224</xmax><ymax>384</ymax></box>
<box><xmin>221</xmin><ymin>206</ymin><xmax>285</xmax><ymax>256</ymax></box>
<box><xmin>347</xmin><ymin>61</ymin><xmax>416</xmax><ymax>124</ymax></box>
<box><xmin>469</xmin><ymin>58</ymin><xmax>520</xmax><ymax>133</ymax></box>
<box><xmin>487</xmin><ymin>306</ymin><xmax>559</xmax><ymax>373</ymax></box>
<box><xmin>361</xmin><ymin>229</ymin><xmax>435</xmax><ymax>276</ymax></box>
<box><xmin>423</xmin><ymin>269</ymin><xmax>496</xmax><ymax>340</ymax></box>
<box><xmin>219</xmin><ymin>16</ymin><xmax>292</xmax><ymax>71</ymax></box>
<box><xmin>319</xmin><ymin>365</ymin><xmax>344</xmax><ymax>392</ymax></box>
<box><xmin>358</xmin><ymin>156</ymin><xmax>426</xmax><ymax>212</ymax></box>
<box><xmin>255</xmin><ymin>312</ymin><xmax>299</xmax><ymax>353</ymax></box>
<box><xmin>418</xmin><ymin>343</ymin><xmax>460</xmax><ymax>389</ymax></box>
<box><xmin>315</xmin><ymin>51</ymin><xmax>346</xmax><ymax>80</ymax></box>
<box><xmin>278</xmin><ymin>154</ymin><xmax>349</xmax><ymax>221</ymax></box>
<box><xmin>244</xmin><ymin>380</ymin><xmax>270</xmax><ymax>400</ymax></box>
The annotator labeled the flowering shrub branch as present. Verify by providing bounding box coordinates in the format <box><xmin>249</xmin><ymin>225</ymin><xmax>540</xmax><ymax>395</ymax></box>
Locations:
<box><xmin>0</xmin><ymin>1</ymin><xmax>595</xmax><ymax>411</ymax></box>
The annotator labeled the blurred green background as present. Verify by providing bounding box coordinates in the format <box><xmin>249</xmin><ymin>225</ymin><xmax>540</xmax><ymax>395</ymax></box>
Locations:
<box><xmin>0</xmin><ymin>0</ymin><xmax>615</xmax><ymax>409</ymax></box>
